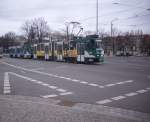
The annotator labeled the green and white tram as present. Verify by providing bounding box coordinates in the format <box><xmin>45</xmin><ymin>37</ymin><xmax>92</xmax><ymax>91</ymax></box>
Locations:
<box><xmin>67</xmin><ymin>35</ymin><xmax>104</xmax><ymax>63</ymax></box>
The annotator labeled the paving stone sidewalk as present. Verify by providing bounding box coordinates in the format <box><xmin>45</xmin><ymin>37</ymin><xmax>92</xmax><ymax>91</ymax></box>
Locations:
<box><xmin>0</xmin><ymin>95</ymin><xmax>150</xmax><ymax>122</ymax></box>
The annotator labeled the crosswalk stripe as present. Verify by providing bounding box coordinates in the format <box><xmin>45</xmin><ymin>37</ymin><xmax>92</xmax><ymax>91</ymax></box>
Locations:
<box><xmin>96</xmin><ymin>99</ymin><xmax>112</xmax><ymax>104</ymax></box>
<box><xmin>125</xmin><ymin>92</ymin><xmax>138</xmax><ymax>96</ymax></box>
<box><xmin>80</xmin><ymin>81</ymin><xmax>88</xmax><ymax>84</ymax></box>
<box><xmin>105</xmin><ymin>84</ymin><xmax>115</xmax><ymax>87</ymax></box>
<box><xmin>42</xmin><ymin>94</ymin><xmax>58</xmax><ymax>98</ymax></box>
<box><xmin>60</xmin><ymin>92</ymin><xmax>73</xmax><ymax>95</ymax></box>
<box><xmin>111</xmin><ymin>96</ymin><xmax>126</xmax><ymax>100</ymax></box>
<box><xmin>136</xmin><ymin>89</ymin><xmax>147</xmax><ymax>93</ymax></box>
<box><xmin>56</xmin><ymin>89</ymin><xmax>67</xmax><ymax>92</ymax></box>
<box><xmin>88</xmin><ymin>83</ymin><xmax>99</xmax><ymax>86</ymax></box>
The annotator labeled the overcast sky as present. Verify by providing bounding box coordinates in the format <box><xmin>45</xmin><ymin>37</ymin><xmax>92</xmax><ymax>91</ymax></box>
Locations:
<box><xmin>0</xmin><ymin>0</ymin><xmax>150</xmax><ymax>36</ymax></box>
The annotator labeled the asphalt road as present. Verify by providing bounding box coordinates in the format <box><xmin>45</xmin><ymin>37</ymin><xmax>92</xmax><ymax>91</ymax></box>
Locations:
<box><xmin>0</xmin><ymin>56</ymin><xmax>150</xmax><ymax>114</ymax></box>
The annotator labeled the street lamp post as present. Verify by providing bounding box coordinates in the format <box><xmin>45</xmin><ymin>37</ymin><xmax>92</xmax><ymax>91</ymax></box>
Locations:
<box><xmin>111</xmin><ymin>18</ymin><xmax>118</xmax><ymax>55</ymax></box>
<box><xmin>96</xmin><ymin>0</ymin><xmax>99</xmax><ymax>35</ymax></box>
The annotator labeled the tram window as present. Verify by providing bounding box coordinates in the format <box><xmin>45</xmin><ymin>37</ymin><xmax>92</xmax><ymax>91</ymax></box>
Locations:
<box><xmin>37</xmin><ymin>44</ymin><xmax>40</xmax><ymax>51</ymax></box>
<box><xmin>33</xmin><ymin>47</ymin><xmax>36</xmax><ymax>53</ymax></box>
<box><xmin>49</xmin><ymin>43</ymin><xmax>51</xmax><ymax>51</ymax></box>
<box><xmin>96</xmin><ymin>40</ymin><xmax>102</xmax><ymax>48</ymax></box>
<box><xmin>86</xmin><ymin>39</ymin><xmax>96</xmax><ymax>49</ymax></box>
<box><xmin>17</xmin><ymin>48</ymin><xmax>20</xmax><ymax>53</ymax></box>
<box><xmin>57</xmin><ymin>45</ymin><xmax>62</xmax><ymax>54</ymax></box>
<box><xmin>41</xmin><ymin>44</ymin><xmax>44</xmax><ymax>51</ymax></box>
<box><xmin>70</xmin><ymin>45</ymin><xmax>73</xmax><ymax>50</ymax></box>
<box><xmin>96</xmin><ymin>42</ymin><xmax>101</xmax><ymax>48</ymax></box>
<box><xmin>45</xmin><ymin>46</ymin><xmax>49</xmax><ymax>53</ymax></box>
<box><xmin>77</xmin><ymin>43</ymin><xmax>84</xmax><ymax>55</ymax></box>
<box><xmin>70</xmin><ymin>41</ymin><xmax>76</xmax><ymax>50</ymax></box>
<box><xmin>63</xmin><ymin>43</ymin><xmax>68</xmax><ymax>50</ymax></box>
<box><xmin>54</xmin><ymin>43</ymin><xmax>57</xmax><ymax>50</ymax></box>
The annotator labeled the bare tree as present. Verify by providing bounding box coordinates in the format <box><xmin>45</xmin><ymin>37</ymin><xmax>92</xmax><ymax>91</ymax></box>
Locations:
<box><xmin>0</xmin><ymin>32</ymin><xmax>17</xmax><ymax>50</ymax></box>
<box><xmin>21</xmin><ymin>20</ymin><xmax>36</xmax><ymax>44</ymax></box>
<box><xmin>32</xmin><ymin>17</ymin><xmax>50</xmax><ymax>43</ymax></box>
<box><xmin>21</xmin><ymin>17</ymin><xmax>50</xmax><ymax>44</ymax></box>
<box><xmin>4</xmin><ymin>32</ymin><xmax>16</xmax><ymax>40</ymax></box>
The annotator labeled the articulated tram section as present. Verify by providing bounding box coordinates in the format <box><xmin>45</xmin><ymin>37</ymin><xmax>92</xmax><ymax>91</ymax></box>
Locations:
<box><xmin>9</xmin><ymin>35</ymin><xmax>104</xmax><ymax>64</ymax></box>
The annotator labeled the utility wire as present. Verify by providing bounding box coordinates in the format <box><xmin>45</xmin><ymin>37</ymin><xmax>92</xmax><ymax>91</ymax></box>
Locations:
<box><xmin>115</xmin><ymin>13</ymin><xmax>150</xmax><ymax>23</ymax></box>
<box><xmin>78</xmin><ymin>4</ymin><xmax>149</xmax><ymax>22</ymax></box>
<box><xmin>117</xmin><ymin>18</ymin><xmax>150</xmax><ymax>27</ymax></box>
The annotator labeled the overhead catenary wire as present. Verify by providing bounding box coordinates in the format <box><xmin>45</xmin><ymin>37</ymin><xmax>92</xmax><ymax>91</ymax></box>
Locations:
<box><xmin>77</xmin><ymin>4</ymin><xmax>149</xmax><ymax>22</ymax></box>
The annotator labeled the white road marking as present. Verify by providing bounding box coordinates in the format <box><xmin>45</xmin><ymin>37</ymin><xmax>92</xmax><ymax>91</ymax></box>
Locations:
<box><xmin>96</xmin><ymin>99</ymin><xmax>112</xmax><ymax>104</ymax></box>
<box><xmin>124</xmin><ymin>80</ymin><xmax>134</xmax><ymax>83</ymax></box>
<box><xmin>3</xmin><ymin>72</ymin><xmax>11</xmax><ymax>94</ymax></box>
<box><xmin>80</xmin><ymin>81</ymin><xmax>88</xmax><ymax>84</ymax></box>
<box><xmin>56</xmin><ymin>89</ymin><xmax>67</xmax><ymax>92</ymax></box>
<box><xmin>53</xmin><ymin>75</ymin><xmax>59</xmax><ymax>78</ymax></box>
<box><xmin>1</xmin><ymin>62</ymin><xmax>135</xmax><ymax>90</ymax></box>
<box><xmin>0</xmin><ymin>62</ymin><xmax>85</xmax><ymax>85</ymax></box>
<box><xmin>9</xmin><ymin>72</ymin><xmax>71</xmax><ymax>95</ymax></box>
<box><xmin>37</xmin><ymin>81</ymin><xmax>43</xmax><ymax>84</ymax></box>
<box><xmin>136</xmin><ymin>89</ymin><xmax>148</xmax><ymax>93</ymax></box>
<box><xmin>4</xmin><ymin>90</ymin><xmax>11</xmax><ymax>94</ymax></box>
<box><xmin>4</xmin><ymin>82</ymin><xmax>10</xmax><ymax>87</ymax></box>
<box><xmin>4</xmin><ymin>81</ymin><xmax>9</xmax><ymax>84</ymax></box>
<box><xmin>42</xmin><ymin>94</ymin><xmax>58</xmax><ymax>98</ymax></box>
<box><xmin>125</xmin><ymin>92</ymin><xmax>138</xmax><ymax>96</ymax></box>
<box><xmin>97</xmin><ymin>87</ymin><xmax>150</xmax><ymax>105</ymax></box>
<box><xmin>103</xmin><ymin>80</ymin><xmax>134</xmax><ymax>88</ymax></box>
<box><xmin>60</xmin><ymin>92</ymin><xmax>73</xmax><ymax>95</ymax></box>
<box><xmin>105</xmin><ymin>84</ymin><xmax>115</xmax><ymax>87</ymax></box>
<box><xmin>116</xmin><ymin>82</ymin><xmax>125</xmax><ymax>85</ymax></box>
<box><xmin>41</xmin><ymin>83</ymin><xmax>49</xmax><ymax>86</ymax></box>
<box><xmin>111</xmin><ymin>96</ymin><xmax>126</xmax><ymax>100</ymax></box>
<box><xmin>146</xmin><ymin>87</ymin><xmax>150</xmax><ymax>90</ymax></box>
<box><xmin>98</xmin><ymin>85</ymin><xmax>105</xmax><ymax>88</ymax></box>
<box><xmin>31</xmin><ymin>79</ymin><xmax>38</xmax><ymax>82</ymax></box>
<box><xmin>4</xmin><ymin>72</ymin><xmax>9</xmax><ymax>82</ymax></box>
<box><xmin>4</xmin><ymin>86</ymin><xmax>11</xmax><ymax>90</ymax></box>
<box><xmin>48</xmin><ymin>86</ymin><xmax>57</xmax><ymax>89</ymax></box>
<box><xmin>72</xmin><ymin>79</ymin><xmax>79</xmax><ymax>82</ymax></box>
<box><xmin>64</xmin><ymin>77</ymin><xmax>71</xmax><ymax>80</ymax></box>
<box><xmin>59</xmin><ymin>76</ymin><xmax>66</xmax><ymax>79</ymax></box>
<box><xmin>88</xmin><ymin>83</ymin><xmax>99</xmax><ymax>87</ymax></box>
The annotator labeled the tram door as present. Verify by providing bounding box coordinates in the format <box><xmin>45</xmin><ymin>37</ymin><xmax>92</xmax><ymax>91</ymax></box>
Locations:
<box><xmin>33</xmin><ymin>44</ymin><xmax>37</xmax><ymax>59</ymax></box>
<box><xmin>77</xmin><ymin>42</ymin><xmax>85</xmax><ymax>62</ymax></box>
<box><xmin>44</xmin><ymin>43</ymin><xmax>49</xmax><ymax>60</ymax></box>
<box><xmin>49</xmin><ymin>42</ymin><xmax>52</xmax><ymax>60</ymax></box>
<box><xmin>56</xmin><ymin>41</ymin><xmax>63</xmax><ymax>61</ymax></box>
<box><xmin>51</xmin><ymin>41</ymin><xmax>57</xmax><ymax>61</ymax></box>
